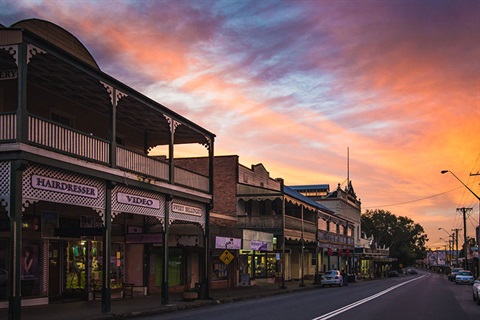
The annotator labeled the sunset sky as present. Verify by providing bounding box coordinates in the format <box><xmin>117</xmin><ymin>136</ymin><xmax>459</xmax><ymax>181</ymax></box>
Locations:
<box><xmin>1</xmin><ymin>0</ymin><xmax>479</xmax><ymax>249</ymax></box>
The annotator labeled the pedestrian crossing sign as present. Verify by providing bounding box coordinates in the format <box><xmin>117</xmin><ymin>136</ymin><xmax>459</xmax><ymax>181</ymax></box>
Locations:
<box><xmin>220</xmin><ymin>249</ymin><xmax>234</xmax><ymax>265</ymax></box>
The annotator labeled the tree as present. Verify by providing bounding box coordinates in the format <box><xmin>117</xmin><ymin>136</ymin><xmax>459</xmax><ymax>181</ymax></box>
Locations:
<box><xmin>361</xmin><ymin>209</ymin><xmax>428</xmax><ymax>266</ymax></box>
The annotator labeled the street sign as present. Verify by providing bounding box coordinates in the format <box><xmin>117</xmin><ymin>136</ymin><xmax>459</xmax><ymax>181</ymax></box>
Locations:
<box><xmin>219</xmin><ymin>249</ymin><xmax>234</xmax><ymax>265</ymax></box>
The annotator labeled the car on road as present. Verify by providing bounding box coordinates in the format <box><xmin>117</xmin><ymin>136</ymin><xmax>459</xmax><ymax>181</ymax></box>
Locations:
<box><xmin>406</xmin><ymin>268</ymin><xmax>418</xmax><ymax>275</ymax></box>
<box><xmin>388</xmin><ymin>270</ymin><xmax>399</xmax><ymax>277</ymax></box>
<box><xmin>321</xmin><ymin>270</ymin><xmax>343</xmax><ymax>287</ymax></box>
<box><xmin>456</xmin><ymin>270</ymin><xmax>474</xmax><ymax>285</ymax></box>
<box><xmin>473</xmin><ymin>278</ymin><xmax>480</xmax><ymax>305</ymax></box>
<box><xmin>448</xmin><ymin>268</ymin><xmax>464</xmax><ymax>281</ymax></box>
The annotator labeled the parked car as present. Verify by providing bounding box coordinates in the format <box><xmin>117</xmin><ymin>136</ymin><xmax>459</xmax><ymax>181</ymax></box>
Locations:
<box><xmin>388</xmin><ymin>270</ymin><xmax>399</xmax><ymax>277</ymax></box>
<box><xmin>321</xmin><ymin>270</ymin><xmax>343</xmax><ymax>287</ymax></box>
<box><xmin>456</xmin><ymin>270</ymin><xmax>475</xmax><ymax>285</ymax></box>
<box><xmin>472</xmin><ymin>278</ymin><xmax>480</xmax><ymax>305</ymax></box>
<box><xmin>406</xmin><ymin>268</ymin><xmax>418</xmax><ymax>275</ymax></box>
<box><xmin>449</xmin><ymin>268</ymin><xmax>464</xmax><ymax>281</ymax></box>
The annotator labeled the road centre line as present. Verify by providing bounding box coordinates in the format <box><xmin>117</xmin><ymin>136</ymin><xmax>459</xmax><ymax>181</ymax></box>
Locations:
<box><xmin>311</xmin><ymin>275</ymin><xmax>426</xmax><ymax>320</ymax></box>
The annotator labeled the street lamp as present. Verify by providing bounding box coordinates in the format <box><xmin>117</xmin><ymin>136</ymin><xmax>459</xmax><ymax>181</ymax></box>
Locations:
<box><xmin>441</xmin><ymin>170</ymin><xmax>480</xmax><ymax>201</ymax></box>
<box><xmin>441</xmin><ymin>170</ymin><xmax>480</xmax><ymax>270</ymax></box>
<box><xmin>438</xmin><ymin>228</ymin><xmax>453</xmax><ymax>265</ymax></box>
<box><xmin>439</xmin><ymin>238</ymin><xmax>449</xmax><ymax>266</ymax></box>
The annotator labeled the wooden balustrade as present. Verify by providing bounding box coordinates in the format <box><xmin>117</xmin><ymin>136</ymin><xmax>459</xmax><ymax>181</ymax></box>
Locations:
<box><xmin>0</xmin><ymin>114</ymin><xmax>210</xmax><ymax>192</ymax></box>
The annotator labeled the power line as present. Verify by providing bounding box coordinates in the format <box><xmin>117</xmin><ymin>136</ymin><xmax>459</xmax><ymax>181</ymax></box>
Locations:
<box><xmin>363</xmin><ymin>186</ymin><xmax>463</xmax><ymax>209</ymax></box>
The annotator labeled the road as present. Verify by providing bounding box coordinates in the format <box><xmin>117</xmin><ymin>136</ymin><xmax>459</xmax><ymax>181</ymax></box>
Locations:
<box><xmin>141</xmin><ymin>270</ymin><xmax>479</xmax><ymax>320</ymax></box>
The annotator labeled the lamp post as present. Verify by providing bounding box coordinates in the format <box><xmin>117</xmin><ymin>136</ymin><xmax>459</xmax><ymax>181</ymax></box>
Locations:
<box><xmin>438</xmin><ymin>228</ymin><xmax>453</xmax><ymax>266</ymax></box>
<box><xmin>441</xmin><ymin>170</ymin><xmax>480</xmax><ymax>201</ymax></box>
<box><xmin>441</xmin><ymin>170</ymin><xmax>480</xmax><ymax>271</ymax></box>
<box><xmin>439</xmin><ymin>238</ymin><xmax>449</xmax><ymax>266</ymax></box>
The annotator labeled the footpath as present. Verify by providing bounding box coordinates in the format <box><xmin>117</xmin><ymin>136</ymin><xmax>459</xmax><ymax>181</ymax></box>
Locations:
<box><xmin>0</xmin><ymin>280</ymin><xmax>332</xmax><ymax>320</ymax></box>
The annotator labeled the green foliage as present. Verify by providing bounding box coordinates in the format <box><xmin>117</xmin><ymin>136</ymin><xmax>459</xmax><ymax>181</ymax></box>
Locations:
<box><xmin>361</xmin><ymin>209</ymin><xmax>428</xmax><ymax>266</ymax></box>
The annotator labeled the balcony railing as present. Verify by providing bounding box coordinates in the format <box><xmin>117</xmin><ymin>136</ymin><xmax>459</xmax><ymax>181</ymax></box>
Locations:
<box><xmin>175</xmin><ymin>166</ymin><xmax>209</xmax><ymax>192</ymax></box>
<box><xmin>29</xmin><ymin>115</ymin><xmax>110</xmax><ymax>163</ymax></box>
<box><xmin>318</xmin><ymin>229</ymin><xmax>353</xmax><ymax>245</ymax></box>
<box><xmin>0</xmin><ymin>112</ymin><xmax>209</xmax><ymax>192</ymax></box>
<box><xmin>0</xmin><ymin>112</ymin><xmax>16</xmax><ymax>141</ymax></box>
<box><xmin>285</xmin><ymin>216</ymin><xmax>317</xmax><ymax>234</ymax></box>
<box><xmin>117</xmin><ymin>146</ymin><xmax>169</xmax><ymax>181</ymax></box>
<box><xmin>237</xmin><ymin>215</ymin><xmax>283</xmax><ymax>229</ymax></box>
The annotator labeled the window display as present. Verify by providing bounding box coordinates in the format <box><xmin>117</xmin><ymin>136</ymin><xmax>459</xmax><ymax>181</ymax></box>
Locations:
<box><xmin>21</xmin><ymin>241</ymin><xmax>43</xmax><ymax>296</ymax></box>
<box><xmin>151</xmin><ymin>248</ymin><xmax>184</xmax><ymax>287</ymax></box>
<box><xmin>66</xmin><ymin>241</ymin><xmax>125</xmax><ymax>291</ymax></box>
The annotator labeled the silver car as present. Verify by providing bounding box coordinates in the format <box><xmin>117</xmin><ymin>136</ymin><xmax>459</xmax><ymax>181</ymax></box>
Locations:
<box><xmin>473</xmin><ymin>278</ymin><xmax>480</xmax><ymax>305</ymax></box>
<box><xmin>449</xmin><ymin>268</ymin><xmax>464</xmax><ymax>281</ymax></box>
<box><xmin>456</xmin><ymin>270</ymin><xmax>474</xmax><ymax>285</ymax></box>
<box><xmin>321</xmin><ymin>270</ymin><xmax>343</xmax><ymax>287</ymax></box>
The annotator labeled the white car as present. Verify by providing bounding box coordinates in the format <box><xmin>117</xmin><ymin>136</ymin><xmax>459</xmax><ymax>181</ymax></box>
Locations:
<box><xmin>321</xmin><ymin>270</ymin><xmax>343</xmax><ymax>287</ymax></box>
<box><xmin>473</xmin><ymin>278</ymin><xmax>480</xmax><ymax>305</ymax></box>
<box><xmin>449</xmin><ymin>268</ymin><xmax>464</xmax><ymax>281</ymax></box>
<box><xmin>455</xmin><ymin>270</ymin><xmax>474</xmax><ymax>285</ymax></box>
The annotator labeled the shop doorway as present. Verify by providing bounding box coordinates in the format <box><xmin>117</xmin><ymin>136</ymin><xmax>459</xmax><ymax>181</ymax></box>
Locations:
<box><xmin>48</xmin><ymin>241</ymin><xmax>62</xmax><ymax>299</ymax></box>
<box><xmin>125</xmin><ymin>244</ymin><xmax>143</xmax><ymax>286</ymax></box>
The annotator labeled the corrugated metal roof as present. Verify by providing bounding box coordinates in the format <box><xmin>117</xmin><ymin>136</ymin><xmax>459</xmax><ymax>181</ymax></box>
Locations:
<box><xmin>289</xmin><ymin>184</ymin><xmax>330</xmax><ymax>190</ymax></box>
<box><xmin>284</xmin><ymin>186</ymin><xmax>334</xmax><ymax>214</ymax></box>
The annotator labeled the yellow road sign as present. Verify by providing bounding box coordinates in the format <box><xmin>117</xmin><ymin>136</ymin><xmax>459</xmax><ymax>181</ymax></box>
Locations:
<box><xmin>219</xmin><ymin>249</ymin><xmax>234</xmax><ymax>265</ymax></box>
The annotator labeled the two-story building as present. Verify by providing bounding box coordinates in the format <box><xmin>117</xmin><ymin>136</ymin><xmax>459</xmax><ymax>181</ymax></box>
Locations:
<box><xmin>176</xmin><ymin>156</ymin><xmax>355</xmax><ymax>287</ymax></box>
<box><xmin>0</xmin><ymin>19</ymin><xmax>215</xmax><ymax>317</ymax></box>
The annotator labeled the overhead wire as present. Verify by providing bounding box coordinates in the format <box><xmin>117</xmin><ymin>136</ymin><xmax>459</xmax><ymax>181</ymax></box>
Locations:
<box><xmin>362</xmin><ymin>186</ymin><xmax>463</xmax><ymax>209</ymax></box>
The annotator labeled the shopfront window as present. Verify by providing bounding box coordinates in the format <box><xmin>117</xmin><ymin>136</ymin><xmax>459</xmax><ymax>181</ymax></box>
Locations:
<box><xmin>212</xmin><ymin>254</ymin><xmax>227</xmax><ymax>281</ymax></box>
<box><xmin>90</xmin><ymin>241</ymin><xmax>125</xmax><ymax>289</ymax></box>
<box><xmin>152</xmin><ymin>248</ymin><xmax>184</xmax><ymax>287</ymax></box>
<box><xmin>241</xmin><ymin>251</ymin><xmax>278</xmax><ymax>279</ymax></box>
<box><xmin>67</xmin><ymin>241</ymin><xmax>125</xmax><ymax>291</ymax></box>
<box><xmin>66</xmin><ymin>241</ymin><xmax>86</xmax><ymax>290</ymax></box>
<box><xmin>21</xmin><ymin>240</ymin><xmax>44</xmax><ymax>296</ymax></box>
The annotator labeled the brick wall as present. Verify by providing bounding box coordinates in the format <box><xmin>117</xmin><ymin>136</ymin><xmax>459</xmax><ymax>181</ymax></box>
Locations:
<box><xmin>175</xmin><ymin>155</ymin><xmax>239</xmax><ymax>217</ymax></box>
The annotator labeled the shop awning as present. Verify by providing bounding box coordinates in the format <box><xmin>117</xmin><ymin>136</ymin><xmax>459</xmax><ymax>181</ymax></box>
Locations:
<box><xmin>237</xmin><ymin>184</ymin><xmax>283</xmax><ymax>201</ymax></box>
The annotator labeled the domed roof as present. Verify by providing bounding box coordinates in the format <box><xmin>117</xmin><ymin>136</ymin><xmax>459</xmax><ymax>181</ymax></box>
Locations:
<box><xmin>11</xmin><ymin>18</ymin><xmax>99</xmax><ymax>70</ymax></box>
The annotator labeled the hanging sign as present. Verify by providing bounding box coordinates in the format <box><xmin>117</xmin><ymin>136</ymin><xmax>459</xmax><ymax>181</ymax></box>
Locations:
<box><xmin>32</xmin><ymin>175</ymin><xmax>98</xmax><ymax>198</ymax></box>
<box><xmin>172</xmin><ymin>203</ymin><xmax>202</xmax><ymax>216</ymax></box>
<box><xmin>117</xmin><ymin>192</ymin><xmax>160</xmax><ymax>209</ymax></box>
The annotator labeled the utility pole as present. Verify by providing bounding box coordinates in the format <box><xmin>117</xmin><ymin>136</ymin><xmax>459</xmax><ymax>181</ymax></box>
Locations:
<box><xmin>452</xmin><ymin>229</ymin><xmax>460</xmax><ymax>267</ymax></box>
<box><xmin>469</xmin><ymin>172</ymin><xmax>479</xmax><ymax>277</ymax></box>
<box><xmin>457</xmin><ymin>208</ymin><xmax>472</xmax><ymax>270</ymax></box>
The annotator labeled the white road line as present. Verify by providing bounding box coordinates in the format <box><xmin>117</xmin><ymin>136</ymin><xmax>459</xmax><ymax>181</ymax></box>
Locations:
<box><xmin>311</xmin><ymin>275</ymin><xmax>426</xmax><ymax>320</ymax></box>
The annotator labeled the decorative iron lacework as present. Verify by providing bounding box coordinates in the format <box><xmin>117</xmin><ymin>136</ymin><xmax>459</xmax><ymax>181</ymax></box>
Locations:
<box><xmin>22</xmin><ymin>164</ymin><xmax>106</xmax><ymax>213</ymax></box>
<box><xmin>0</xmin><ymin>45</ymin><xmax>18</xmax><ymax>65</ymax></box>
<box><xmin>112</xmin><ymin>184</ymin><xmax>165</xmax><ymax>219</ymax></box>
<box><xmin>0</xmin><ymin>162</ymin><xmax>10</xmax><ymax>213</ymax></box>
<box><xmin>169</xmin><ymin>197</ymin><xmax>205</xmax><ymax>229</ymax></box>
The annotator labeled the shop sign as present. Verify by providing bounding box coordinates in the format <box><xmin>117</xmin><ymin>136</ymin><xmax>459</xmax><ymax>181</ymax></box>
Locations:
<box><xmin>31</xmin><ymin>175</ymin><xmax>98</xmax><ymax>198</ymax></box>
<box><xmin>172</xmin><ymin>203</ymin><xmax>202</xmax><ymax>217</ymax></box>
<box><xmin>0</xmin><ymin>69</ymin><xmax>17</xmax><ymax>80</ymax></box>
<box><xmin>250</xmin><ymin>240</ymin><xmax>268</xmax><ymax>251</ymax></box>
<box><xmin>125</xmin><ymin>233</ymin><xmax>163</xmax><ymax>244</ymax></box>
<box><xmin>215</xmin><ymin>236</ymin><xmax>241</xmax><ymax>249</ymax></box>
<box><xmin>117</xmin><ymin>192</ymin><xmax>160</xmax><ymax>209</ymax></box>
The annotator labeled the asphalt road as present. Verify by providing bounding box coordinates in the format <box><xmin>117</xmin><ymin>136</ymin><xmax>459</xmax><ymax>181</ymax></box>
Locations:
<box><xmin>141</xmin><ymin>270</ymin><xmax>479</xmax><ymax>320</ymax></box>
